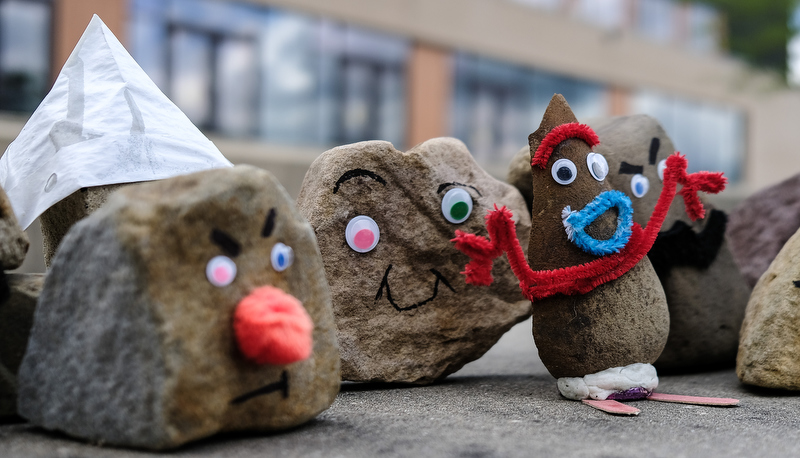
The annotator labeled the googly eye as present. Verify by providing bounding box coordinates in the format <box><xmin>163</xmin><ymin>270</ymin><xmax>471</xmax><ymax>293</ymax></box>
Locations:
<box><xmin>631</xmin><ymin>174</ymin><xmax>650</xmax><ymax>198</ymax></box>
<box><xmin>657</xmin><ymin>159</ymin><xmax>667</xmax><ymax>182</ymax></box>
<box><xmin>346</xmin><ymin>215</ymin><xmax>380</xmax><ymax>253</ymax></box>
<box><xmin>441</xmin><ymin>188</ymin><xmax>473</xmax><ymax>224</ymax></box>
<box><xmin>551</xmin><ymin>158</ymin><xmax>577</xmax><ymax>185</ymax></box>
<box><xmin>271</xmin><ymin>242</ymin><xmax>294</xmax><ymax>272</ymax></box>
<box><xmin>586</xmin><ymin>152</ymin><xmax>609</xmax><ymax>182</ymax></box>
<box><xmin>206</xmin><ymin>255</ymin><xmax>237</xmax><ymax>287</ymax></box>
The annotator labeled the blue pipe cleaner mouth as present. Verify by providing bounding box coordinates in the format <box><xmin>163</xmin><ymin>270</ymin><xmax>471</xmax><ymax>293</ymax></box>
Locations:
<box><xmin>562</xmin><ymin>190</ymin><xmax>634</xmax><ymax>256</ymax></box>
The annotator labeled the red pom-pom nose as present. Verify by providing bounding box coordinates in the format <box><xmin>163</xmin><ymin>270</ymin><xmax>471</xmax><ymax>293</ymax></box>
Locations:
<box><xmin>233</xmin><ymin>286</ymin><xmax>314</xmax><ymax>365</ymax></box>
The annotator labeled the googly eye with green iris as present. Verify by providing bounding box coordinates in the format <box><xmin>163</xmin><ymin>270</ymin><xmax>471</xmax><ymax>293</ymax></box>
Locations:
<box><xmin>441</xmin><ymin>188</ymin><xmax>473</xmax><ymax>224</ymax></box>
<box><xmin>551</xmin><ymin>158</ymin><xmax>577</xmax><ymax>185</ymax></box>
<box><xmin>586</xmin><ymin>152</ymin><xmax>609</xmax><ymax>181</ymax></box>
<box><xmin>271</xmin><ymin>242</ymin><xmax>294</xmax><ymax>272</ymax></box>
<box><xmin>657</xmin><ymin>159</ymin><xmax>667</xmax><ymax>182</ymax></box>
<box><xmin>631</xmin><ymin>173</ymin><xmax>650</xmax><ymax>198</ymax></box>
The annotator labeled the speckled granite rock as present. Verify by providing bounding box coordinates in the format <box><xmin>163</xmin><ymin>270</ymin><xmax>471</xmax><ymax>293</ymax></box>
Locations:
<box><xmin>728</xmin><ymin>173</ymin><xmax>800</xmax><ymax>288</ymax></box>
<box><xmin>0</xmin><ymin>274</ymin><xmax>44</xmax><ymax>419</ymax></box>
<box><xmin>0</xmin><ymin>187</ymin><xmax>28</xmax><ymax>270</ymax></box>
<box><xmin>17</xmin><ymin>165</ymin><xmax>339</xmax><ymax>450</ymax></box>
<box><xmin>527</xmin><ymin>96</ymin><xmax>669</xmax><ymax>379</ymax></box>
<box><xmin>39</xmin><ymin>184</ymin><xmax>129</xmax><ymax>267</ymax></box>
<box><xmin>737</xmin><ymin>226</ymin><xmax>800</xmax><ymax>390</ymax></box>
<box><xmin>297</xmin><ymin>137</ymin><xmax>531</xmax><ymax>384</ymax></box>
<box><xmin>588</xmin><ymin>115</ymin><xmax>749</xmax><ymax>372</ymax></box>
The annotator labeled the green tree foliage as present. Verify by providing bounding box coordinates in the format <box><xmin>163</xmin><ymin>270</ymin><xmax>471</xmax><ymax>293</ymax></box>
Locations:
<box><xmin>697</xmin><ymin>0</ymin><xmax>795</xmax><ymax>75</ymax></box>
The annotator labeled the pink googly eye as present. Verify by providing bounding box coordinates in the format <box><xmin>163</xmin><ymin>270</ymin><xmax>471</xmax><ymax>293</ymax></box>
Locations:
<box><xmin>345</xmin><ymin>216</ymin><xmax>380</xmax><ymax>253</ymax></box>
<box><xmin>206</xmin><ymin>255</ymin><xmax>237</xmax><ymax>287</ymax></box>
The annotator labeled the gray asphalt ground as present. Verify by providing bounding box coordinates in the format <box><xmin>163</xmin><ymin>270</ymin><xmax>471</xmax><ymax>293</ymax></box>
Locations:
<box><xmin>2</xmin><ymin>318</ymin><xmax>799</xmax><ymax>457</ymax></box>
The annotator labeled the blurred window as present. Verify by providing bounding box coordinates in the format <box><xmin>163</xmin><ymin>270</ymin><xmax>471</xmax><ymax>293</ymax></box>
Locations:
<box><xmin>636</xmin><ymin>0</ymin><xmax>677</xmax><ymax>44</ymax></box>
<box><xmin>633</xmin><ymin>90</ymin><xmax>744</xmax><ymax>182</ymax></box>
<box><xmin>452</xmin><ymin>53</ymin><xmax>607</xmax><ymax>164</ymax></box>
<box><xmin>0</xmin><ymin>0</ymin><xmax>52</xmax><ymax>113</ymax></box>
<box><xmin>130</xmin><ymin>0</ymin><xmax>408</xmax><ymax>148</ymax></box>
<box><xmin>685</xmin><ymin>3</ymin><xmax>720</xmax><ymax>54</ymax></box>
<box><xmin>573</xmin><ymin>0</ymin><xmax>627</xmax><ymax>30</ymax></box>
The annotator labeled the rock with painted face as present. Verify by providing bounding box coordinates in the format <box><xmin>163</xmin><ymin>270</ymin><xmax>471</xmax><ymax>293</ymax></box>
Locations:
<box><xmin>588</xmin><ymin>115</ymin><xmax>749</xmax><ymax>372</ymax></box>
<box><xmin>297</xmin><ymin>138</ymin><xmax>531</xmax><ymax>384</ymax></box>
<box><xmin>17</xmin><ymin>165</ymin><xmax>339</xmax><ymax>450</ymax></box>
<box><xmin>738</xmin><ymin>226</ymin><xmax>800</xmax><ymax>390</ymax></box>
<box><xmin>527</xmin><ymin>95</ymin><xmax>669</xmax><ymax>379</ymax></box>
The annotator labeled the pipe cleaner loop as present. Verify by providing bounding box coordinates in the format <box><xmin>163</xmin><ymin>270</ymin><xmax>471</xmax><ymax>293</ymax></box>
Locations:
<box><xmin>562</xmin><ymin>190</ymin><xmax>633</xmax><ymax>256</ymax></box>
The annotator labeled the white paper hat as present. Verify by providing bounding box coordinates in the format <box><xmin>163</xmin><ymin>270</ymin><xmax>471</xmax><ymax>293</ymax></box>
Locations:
<box><xmin>0</xmin><ymin>15</ymin><xmax>233</xmax><ymax>229</ymax></box>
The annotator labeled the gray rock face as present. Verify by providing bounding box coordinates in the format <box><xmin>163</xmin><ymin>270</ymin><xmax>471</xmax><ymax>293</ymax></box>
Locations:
<box><xmin>588</xmin><ymin>114</ymin><xmax>749</xmax><ymax>371</ymax></box>
<box><xmin>526</xmin><ymin>97</ymin><xmax>669</xmax><ymax>379</ymax></box>
<box><xmin>727</xmin><ymin>173</ymin><xmax>800</xmax><ymax>288</ymax></box>
<box><xmin>297</xmin><ymin>138</ymin><xmax>531</xmax><ymax>384</ymax></box>
<box><xmin>18</xmin><ymin>165</ymin><xmax>340</xmax><ymax>450</ymax></box>
<box><xmin>0</xmin><ymin>274</ymin><xmax>44</xmax><ymax>418</ymax></box>
<box><xmin>0</xmin><ymin>187</ymin><xmax>28</xmax><ymax>270</ymax></box>
<box><xmin>39</xmin><ymin>183</ymin><xmax>129</xmax><ymax>267</ymax></box>
<box><xmin>738</xmin><ymin>226</ymin><xmax>800</xmax><ymax>390</ymax></box>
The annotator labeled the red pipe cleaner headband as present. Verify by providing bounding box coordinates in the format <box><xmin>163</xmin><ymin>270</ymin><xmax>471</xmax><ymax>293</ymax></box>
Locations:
<box><xmin>531</xmin><ymin>123</ymin><xmax>600</xmax><ymax>169</ymax></box>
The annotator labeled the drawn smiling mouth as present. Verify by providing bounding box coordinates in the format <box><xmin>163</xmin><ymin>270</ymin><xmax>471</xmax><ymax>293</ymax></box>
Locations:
<box><xmin>375</xmin><ymin>264</ymin><xmax>456</xmax><ymax>312</ymax></box>
<box><xmin>230</xmin><ymin>370</ymin><xmax>289</xmax><ymax>405</ymax></box>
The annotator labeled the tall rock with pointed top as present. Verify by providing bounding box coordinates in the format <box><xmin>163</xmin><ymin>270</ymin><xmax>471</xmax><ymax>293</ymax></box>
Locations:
<box><xmin>0</xmin><ymin>15</ymin><xmax>232</xmax><ymax>264</ymax></box>
<box><xmin>526</xmin><ymin>95</ymin><xmax>669</xmax><ymax>380</ymax></box>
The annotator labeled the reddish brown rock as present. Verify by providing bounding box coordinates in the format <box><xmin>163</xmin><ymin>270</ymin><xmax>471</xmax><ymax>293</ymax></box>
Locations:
<box><xmin>297</xmin><ymin>137</ymin><xmax>531</xmax><ymax>384</ymax></box>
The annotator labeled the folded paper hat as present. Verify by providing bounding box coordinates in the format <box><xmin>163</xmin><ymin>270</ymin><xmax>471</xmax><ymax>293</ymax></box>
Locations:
<box><xmin>0</xmin><ymin>15</ymin><xmax>232</xmax><ymax>230</ymax></box>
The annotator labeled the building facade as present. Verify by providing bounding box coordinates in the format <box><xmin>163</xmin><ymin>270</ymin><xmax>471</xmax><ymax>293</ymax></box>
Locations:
<box><xmin>3</xmin><ymin>0</ymin><xmax>800</xmax><ymax>272</ymax></box>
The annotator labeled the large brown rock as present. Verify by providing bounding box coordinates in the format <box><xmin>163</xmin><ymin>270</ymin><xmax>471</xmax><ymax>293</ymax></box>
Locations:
<box><xmin>297</xmin><ymin>137</ymin><xmax>531</xmax><ymax>384</ymax></box>
<box><xmin>727</xmin><ymin>173</ymin><xmax>800</xmax><ymax>288</ymax></box>
<box><xmin>0</xmin><ymin>187</ymin><xmax>28</xmax><ymax>270</ymax></box>
<box><xmin>0</xmin><ymin>274</ymin><xmax>44</xmax><ymax>419</ymax></box>
<box><xmin>737</xmin><ymin>226</ymin><xmax>800</xmax><ymax>390</ymax></box>
<box><xmin>589</xmin><ymin>114</ymin><xmax>749</xmax><ymax>372</ymax></box>
<box><xmin>526</xmin><ymin>96</ymin><xmax>669</xmax><ymax>379</ymax></box>
<box><xmin>40</xmin><ymin>183</ymin><xmax>130</xmax><ymax>267</ymax></box>
<box><xmin>17</xmin><ymin>165</ymin><xmax>340</xmax><ymax>450</ymax></box>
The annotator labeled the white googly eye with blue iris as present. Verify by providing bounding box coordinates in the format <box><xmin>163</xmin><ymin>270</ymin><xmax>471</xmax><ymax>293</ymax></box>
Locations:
<box><xmin>441</xmin><ymin>188</ymin><xmax>473</xmax><ymax>224</ymax></box>
<box><xmin>657</xmin><ymin>159</ymin><xmax>667</xmax><ymax>182</ymax></box>
<box><xmin>206</xmin><ymin>256</ymin><xmax>237</xmax><ymax>287</ymax></box>
<box><xmin>271</xmin><ymin>242</ymin><xmax>294</xmax><ymax>272</ymax></box>
<box><xmin>551</xmin><ymin>158</ymin><xmax>577</xmax><ymax>185</ymax></box>
<box><xmin>631</xmin><ymin>174</ymin><xmax>650</xmax><ymax>198</ymax></box>
<box><xmin>346</xmin><ymin>216</ymin><xmax>380</xmax><ymax>253</ymax></box>
<box><xmin>586</xmin><ymin>152</ymin><xmax>609</xmax><ymax>182</ymax></box>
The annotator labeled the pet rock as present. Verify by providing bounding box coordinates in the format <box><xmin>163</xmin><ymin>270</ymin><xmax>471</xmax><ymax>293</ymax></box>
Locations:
<box><xmin>727</xmin><ymin>173</ymin><xmax>800</xmax><ymax>288</ymax></box>
<box><xmin>17</xmin><ymin>165</ymin><xmax>339</xmax><ymax>450</ymax></box>
<box><xmin>737</xmin><ymin>226</ymin><xmax>800</xmax><ymax>390</ymax></box>
<box><xmin>297</xmin><ymin>138</ymin><xmax>531</xmax><ymax>384</ymax></box>
<box><xmin>455</xmin><ymin>94</ymin><xmax>731</xmax><ymax>413</ymax></box>
<box><xmin>588</xmin><ymin>115</ymin><xmax>749</xmax><ymax>371</ymax></box>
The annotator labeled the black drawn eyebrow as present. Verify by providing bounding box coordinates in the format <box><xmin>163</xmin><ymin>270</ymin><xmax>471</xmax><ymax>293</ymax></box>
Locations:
<box><xmin>649</xmin><ymin>137</ymin><xmax>661</xmax><ymax>165</ymax></box>
<box><xmin>262</xmin><ymin>208</ymin><xmax>276</xmax><ymax>238</ymax></box>
<box><xmin>619</xmin><ymin>162</ymin><xmax>644</xmax><ymax>175</ymax></box>
<box><xmin>333</xmin><ymin>169</ymin><xmax>387</xmax><ymax>194</ymax></box>
<box><xmin>436</xmin><ymin>182</ymin><xmax>482</xmax><ymax>197</ymax></box>
<box><xmin>210</xmin><ymin>229</ymin><xmax>241</xmax><ymax>257</ymax></box>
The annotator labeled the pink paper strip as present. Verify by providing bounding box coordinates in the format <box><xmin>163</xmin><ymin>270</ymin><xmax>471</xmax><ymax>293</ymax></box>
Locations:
<box><xmin>647</xmin><ymin>392</ymin><xmax>739</xmax><ymax>406</ymax></box>
<box><xmin>582</xmin><ymin>399</ymin><xmax>641</xmax><ymax>415</ymax></box>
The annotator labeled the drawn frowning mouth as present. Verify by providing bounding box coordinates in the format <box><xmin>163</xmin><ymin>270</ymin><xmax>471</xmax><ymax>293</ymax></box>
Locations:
<box><xmin>230</xmin><ymin>370</ymin><xmax>289</xmax><ymax>405</ymax></box>
<box><xmin>375</xmin><ymin>264</ymin><xmax>456</xmax><ymax>312</ymax></box>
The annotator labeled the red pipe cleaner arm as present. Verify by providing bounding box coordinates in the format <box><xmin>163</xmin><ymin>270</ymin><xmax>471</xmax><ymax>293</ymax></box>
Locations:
<box><xmin>451</xmin><ymin>153</ymin><xmax>727</xmax><ymax>302</ymax></box>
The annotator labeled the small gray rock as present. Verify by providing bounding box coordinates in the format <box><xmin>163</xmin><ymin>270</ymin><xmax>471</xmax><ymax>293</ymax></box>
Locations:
<box><xmin>297</xmin><ymin>138</ymin><xmax>532</xmax><ymax>384</ymax></box>
<box><xmin>18</xmin><ymin>165</ymin><xmax>340</xmax><ymax>450</ymax></box>
<box><xmin>0</xmin><ymin>274</ymin><xmax>44</xmax><ymax>419</ymax></box>
<box><xmin>0</xmin><ymin>186</ymin><xmax>29</xmax><ymax>270</ymax></box>
<box><xmin>738</xmin><ymin>225</ymin><xmax>800</xmax><ymax>390</ymax></box>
